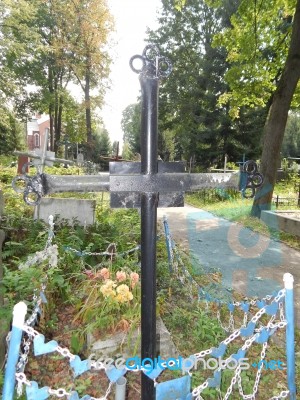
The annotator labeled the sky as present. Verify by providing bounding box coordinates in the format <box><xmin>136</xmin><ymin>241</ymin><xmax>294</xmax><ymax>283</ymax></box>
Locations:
<box><xmin>100</xmin><ymin>0</ymin><xmax>162</xmax><ymax>148</ymax></box>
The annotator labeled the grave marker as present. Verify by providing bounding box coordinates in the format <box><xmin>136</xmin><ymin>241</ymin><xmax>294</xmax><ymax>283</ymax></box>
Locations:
<box><xmin>12</xmin><ymin>45</ymin><xmax>262</xmax><ymax>400</ymax></box>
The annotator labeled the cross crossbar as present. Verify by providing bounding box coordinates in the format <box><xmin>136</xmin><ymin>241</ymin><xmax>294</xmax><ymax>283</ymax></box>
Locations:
<box><xmin>12</xmin><ymin>167</ymin><xmax>243</xmax><ymax>207</ymax></box>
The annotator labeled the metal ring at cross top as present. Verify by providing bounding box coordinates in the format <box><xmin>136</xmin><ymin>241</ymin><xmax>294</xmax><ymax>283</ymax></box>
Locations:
<box><xmin>241</xmin><ymin>160</ymin><xmax>264</xmax><ymax>199</ymax></box>
<box><xmin>23</xmin><ymin>186</ymin><xmax>42</xmax><ymax>206</ymax></box>
<box><xmin>12</xmin><ymin>175</ymin><xmax>30</xmax><ymax>194</ymax></box>
<box><xmin>129</xmin><ymin>44</ymin><xmax>172</xmax><ymax>78</ymax></box>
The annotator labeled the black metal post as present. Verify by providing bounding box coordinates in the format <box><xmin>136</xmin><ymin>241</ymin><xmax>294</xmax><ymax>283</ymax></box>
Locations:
<box><xmin>140</xmin><ymin>72</ymin><xmax>159</xmax><ymax>400</ymax></box>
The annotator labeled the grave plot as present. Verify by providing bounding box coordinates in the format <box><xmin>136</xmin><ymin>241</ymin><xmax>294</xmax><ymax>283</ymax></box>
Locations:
<box><xmin>1</xmin><ymin>45</ymin><xmax>297</xmax><ymax>400</ymax></box>
<box><xmin>1</xmin><ymin>214</ymin><xmax>296</xmax><ymax>400</ymax></box>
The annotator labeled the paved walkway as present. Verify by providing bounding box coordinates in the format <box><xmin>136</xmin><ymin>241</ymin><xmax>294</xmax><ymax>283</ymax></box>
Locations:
<box><xmin>158</xmin><ymin>205</ymin><xmax>300</xmax><ymax>327</ymax></box>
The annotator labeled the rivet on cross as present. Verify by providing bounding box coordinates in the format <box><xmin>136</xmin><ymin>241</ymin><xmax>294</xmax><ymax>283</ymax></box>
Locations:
<box><xmin>12</xmin><ymin>45</ymin><xmax>263</xmax><ymax>400</ymax></box>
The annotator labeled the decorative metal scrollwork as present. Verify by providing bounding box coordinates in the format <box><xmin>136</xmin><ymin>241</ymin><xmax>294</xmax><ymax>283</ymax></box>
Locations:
<box><xmin>12</xmin><ymin>163</ymin><xmax>45</xmax><ymax>206</ymax></box>
<box><xmin>241</xmin><ymin>160</ymin><xmax>263</xmax><ymax>198</ymax></box>
<box><xmin>129</xmin><ymin>45</ymin><xmax>172</xmax><ymax>79</ymax></box>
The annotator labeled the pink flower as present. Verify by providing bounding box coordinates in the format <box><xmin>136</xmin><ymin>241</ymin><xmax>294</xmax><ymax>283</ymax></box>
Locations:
<box><xmin>99</xmin><ymin>268</ymin><xmax>110</xmax><ymax>280</ymax></box>
<box><xmin>84</xmin><ymin>270</ymin><xmax>95</xmax><ymax>279</ymax></box>
<box><xmin>130</xmin><ymin>272</ymin><xmax>139</xmax><ymax>288</ymax></box>
<box><xmin>116</xmin><ymin>271</ymin><xmax>127</xmax><ymax>282</ymax></box>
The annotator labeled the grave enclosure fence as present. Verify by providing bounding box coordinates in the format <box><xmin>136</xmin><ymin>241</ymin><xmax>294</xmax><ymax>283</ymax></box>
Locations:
<box><xmin>1</xmin><ymin>215</ymin><xmax>297</xmax><ymax>400</ymax></box>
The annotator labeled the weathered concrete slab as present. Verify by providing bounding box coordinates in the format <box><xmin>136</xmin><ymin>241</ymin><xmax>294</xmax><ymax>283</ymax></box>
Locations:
<box><xmin>87</xmin><ymin>317</ymin><xmax>178</xmax><ymax>359</ymax></box>
<box><xmin>261</xmin><ymin>210</ymin><xmax>300</xmax><ymax>237</ymax></box>
<box><xmin>35</xmin><ymin>197</ymin><xmax>95</xmax><ymax>225</ymax></box>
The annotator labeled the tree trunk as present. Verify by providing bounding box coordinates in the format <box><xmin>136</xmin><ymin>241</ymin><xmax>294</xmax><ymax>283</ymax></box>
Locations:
<box><xmin>85</xmin><ymin>68</ymin><xmax>92</xmax><ymax>144</ymax></box>
<box><xmin>251</xmin><ymin>0</ymin><xmax>300</xmax><ymax>217</ymax></box>
<box><xmin>48</xmin><ymin>66</ymin><xmax>54</xmax><ymax>151</ymax></box>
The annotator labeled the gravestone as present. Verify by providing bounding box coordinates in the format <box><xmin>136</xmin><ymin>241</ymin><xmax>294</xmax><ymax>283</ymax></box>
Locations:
<box><xmin>87</xmin><ymin>317</ymin><xmax>178</xmax><ymax>360</ymax></box>
<box><xmin>14</xmin><ymin>132</ymin><xmax>96</xmax><ymax>226</ymax></box>
<box><xmin>35</xmin><ymin>197</ymin><xmax>96</xmax><ymax>226</ymax></box>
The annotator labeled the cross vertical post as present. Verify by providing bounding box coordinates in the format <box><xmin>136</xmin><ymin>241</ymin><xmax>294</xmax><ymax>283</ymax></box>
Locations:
<box><xmin>129</xmin><ymin>46</ymin><xmax>173</xmax><ymax>399</ymax></box>
<box><xmin>140</xmin><ymin>53</ymin><xmax>159</xmax><ymax>400</ymax></box>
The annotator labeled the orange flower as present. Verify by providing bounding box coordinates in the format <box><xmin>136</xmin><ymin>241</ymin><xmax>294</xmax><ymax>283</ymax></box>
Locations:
<box><xmin>99</xmin><ymin>268</ymin><xmax>110</xmax><ymax>280</ymax></box>
<box><xmin>116</xmin><ymin>271</ymin><xmax>127</xmax><ymax>282</ymax></box>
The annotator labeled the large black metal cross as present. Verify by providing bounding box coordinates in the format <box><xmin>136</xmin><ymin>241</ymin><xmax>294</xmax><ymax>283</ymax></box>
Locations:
<box><xmin>12</xmin><ymin>45</ymin><xmax>262</xmax><ymax>400</ymax></box>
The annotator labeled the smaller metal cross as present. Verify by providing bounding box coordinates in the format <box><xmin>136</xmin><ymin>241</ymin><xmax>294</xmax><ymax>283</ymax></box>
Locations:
<box><xmin>13</xmin><ymin>131</ymin><xmax>74</xmax><ymax>205</ymax></box>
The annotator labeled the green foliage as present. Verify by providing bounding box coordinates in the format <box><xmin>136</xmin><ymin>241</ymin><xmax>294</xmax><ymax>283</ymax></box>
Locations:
<box><xmin>121</xmin><ymin>102</ymin><xmax>141</xmax><ymax>157</ymax></box>
<box><xmin>282</xmin><ymin>112</ymin><xmax>300</xmax><ymax>157</ymax></box>
<box><xmin>0</xmin><ymin>107</ymin><xmax>25</xmax><ymax>154</ymax></box>
<box><xmin>146</xmin><ymin>0</ymin><xmax>263</xmax><ymax>168</ymax></box>
<box><xmin>73</xmin><ymin>267</ymin><xmax>140</xmax><ymax>338</ymax></box>
<box><xmin>0</xmin><ymin>0</ymin><xmax>113</xmax><ymax>146</ymax></box>
<box><xmin>212</xmin><ymin>0</ymin><xmax>297</xmax><ymax>117</ymax></box>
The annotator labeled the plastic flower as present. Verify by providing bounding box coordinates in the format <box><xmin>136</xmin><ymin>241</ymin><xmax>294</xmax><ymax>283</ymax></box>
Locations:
<box><xmin>130</xmin><ymin>272</ymin><xmax>139</xmax><ymax>288</ymax></box>
<box><xmin>100</xmin><ymin>280</ymin><xmax>116</xmax><ymax>298</ymax></box>
<box><xmin>116</xmin><ymin>284</ymin><xmax>133</xmax><ymax>303</ymax></box>
<box><xmin>99</xmin><ymin>268</ymin><xmax>110</xmax><ymax>280</ymax></box>
<box><xmin>116</xmin><ymin>271</ymin><xmax>127</xmax><ymax>282</ymax></box>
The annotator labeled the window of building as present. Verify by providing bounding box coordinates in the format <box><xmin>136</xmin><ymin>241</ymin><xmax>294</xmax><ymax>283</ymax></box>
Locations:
<box><xmin>34</xmin><ymin>132</ymin><xmax>40</xmax><ymax>148</ymax></box>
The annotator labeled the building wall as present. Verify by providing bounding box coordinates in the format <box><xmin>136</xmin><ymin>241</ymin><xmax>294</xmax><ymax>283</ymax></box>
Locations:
<box><xmin>26</xmin><ymin>115</ymin><xmax>50</xmax><ymax>151</ymax></box>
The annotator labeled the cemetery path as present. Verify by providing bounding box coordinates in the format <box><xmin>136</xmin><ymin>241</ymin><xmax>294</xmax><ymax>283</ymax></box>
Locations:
<box><xmin>157</xmin><ymin>204</ymin><xmax>300</xmax><ymax>327</ymax></box>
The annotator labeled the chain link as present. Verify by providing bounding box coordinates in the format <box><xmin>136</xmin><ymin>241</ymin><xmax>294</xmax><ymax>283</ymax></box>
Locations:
<box><xmin>16</xmin><ymin>372</ymin><xmax>31</xmax><ymax>386</ymax></box>
<box><xmin>279</xmin><ymin>302</ymin><xmax>285</xmax><ymax>321</ymax></box>
<box><xmin>193</xmin><ymin>348</ymin><xmax>213</xmax><ymax>359</ymax></box>
<box><xmin>16</xmin><ymin>336</ymin><xmax>32</xmax><ymax>373</ymax></box>
<box><xmin>223</xmin><ymin>366</ymin><xmax>239</xmax><ymax>400</ymax></box>
<box><xmin>22</xmin><ymin>325</ymin><xmax>40</xmax><ymax>337</ymax></box>
<box><xmin>269</xmin><ymin>390</ymin><xmax>290</xmax><ymax>399</ymax></box>
<box><xmin>55</xmin><ymin>345</ymin><xmax>76</xmax><ymax>361</ymax></box>
<box><xmin>65</xmin><ymin>243</ymin><xmax>140</xmax><ymax>258</ymax></box>
<box><xmin>243</xmin><ymin>311</ymin><xmax>248</xmax><ymax>327</ymax></box>
<box><xmin>16</xmin><ymin>373</ymin><xmax>114</xmax><ymax>400</ymax></box>
<box><xmin>217</xmin><ymin>310</ymin><xmax>235</xmax><ymax>332</ymax></box>
<box><xmin>48</xmin><ymin>388</ymin><xmax>70</xmax><ymax>398</ymax></box>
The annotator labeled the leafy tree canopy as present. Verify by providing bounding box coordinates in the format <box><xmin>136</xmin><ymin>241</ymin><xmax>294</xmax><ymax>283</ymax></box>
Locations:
<box><xmin>211</xmin><ymin>0</ymin><xmax>298</xmax><ymax>118</ymax></box>
<box><xmin>146</xmin><ymin>0</ymin><xmax>263</xmax><ymax>167</ymax></box>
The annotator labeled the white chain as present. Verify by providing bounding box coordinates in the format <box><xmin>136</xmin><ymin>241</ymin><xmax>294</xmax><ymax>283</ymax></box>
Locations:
<box><xmin>22</xmin><ymin>325</ymin><xmax>40</xmax><ymax>337</ymax></box>
<box><xmin>16</xmin><ymin>336</ymin><xmax>32</xmax><ymax>373</ymax></box>
<box><xmin>243</xmin><ymin>311</ymin><xmax>248</xmax><ymax>327</ymax></box>
<box><xmin>217</xmin><ymin>310</ymin><xmax>235</xmax><ymax>332</ymax></box>
<box><xmin>192</xmin><ymin>380</ymin><xmax>209</xmax><ymax>398</ymax></box>
<box><xmin>16</xmin><ymin>373</ymin><xmax>114</xmax><ymax>400</ymax></box>
<box><xmin>65</xmin><ymin>243</ymin><xmax>140</xmax><ymax>258</ymax></box>
<box><xmin>223</xmin><ymin>365</ymin><xmax>240</xmax><ymax>399</ymax></box>
<box><xmin>16</xmin><ymin>372</ymin><xmax>31</xmax><ymax>386</ymax></box>
<box><xmin>48</xmin><ymin>388</ymin><xmax>70</xmax><ymax>398</ymax></box>
<box><xmin>55</xmin><ymin>345</ymin><xmax>76</xmax><ymax>361</ymax></box>
<box><xmin>269</xmin><ymin>390</ymin><xmax>290</xmax><ymax>399</ymax></box>
<box><xmin>193</xmin><ymin>348</ymin><xmax>213</xmax><ymax>359</ymax></box>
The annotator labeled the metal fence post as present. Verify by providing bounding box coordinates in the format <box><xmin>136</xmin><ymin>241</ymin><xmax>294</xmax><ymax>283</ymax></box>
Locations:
<box><xmin>283</xmin><ymin>273</ymin><xmax>296</xmax><ymax>400</ymax></box>
<box><xmin>2</xmin><ymin>302</ymin><xmax>27</xmax><ymax>400</ymax></box>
